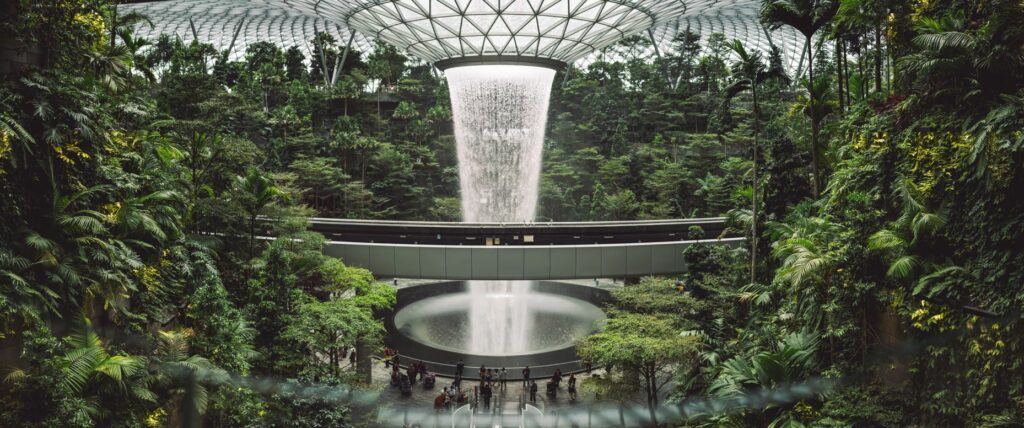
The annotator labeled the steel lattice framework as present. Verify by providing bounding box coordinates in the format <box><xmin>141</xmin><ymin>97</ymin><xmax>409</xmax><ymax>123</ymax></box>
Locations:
<box><xmin>650</xmin><ymin>0</ymin><xmax>806</xmax><ymax>72</ymax></box>
<box><xmin>121</xmin><ymin>0</ymin><xmax>808</xmax><ymax>73</ymax></box>
<box><xmin>118</xmin><ymin>0</ymin><xmax>373</xmax><ymax>63</ymax></box>
<box><xmin>270</xmin><ymin>0</ymin><xmax>690</xmax><ymax>65</ymax></box>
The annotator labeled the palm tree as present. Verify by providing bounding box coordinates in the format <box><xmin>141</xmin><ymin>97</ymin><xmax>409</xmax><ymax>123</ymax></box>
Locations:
<box><xmin>711</xmin><ymin>331</ymin><xmax>819</xmax><ymax>395</ymax></box>
<box><xmin>233</xmin><ymin>168</ymin><xmax>286</xmax><ymax>258</ymax></box>
<box><xmin>106</xmin><ymin>9</ymin><xmax>156</xmax><ymax>83</ymax></box>
<box><xmin>0</xmin><ymin>93</ymin><xmax>35</xmax><ymax>169</ymax></box>
<box><xmin>867</xmin><ymin>179</ymin><xmax>950</xmax><ymax>290</ymax></box>
<box><xmin>0</xmin><ymin>248</ymin><xmax>40</xmax><ymax>322</ymax></box>
<box><xmin>149</xmin><ymin>330</ymin><xmax>229</xmax><ymax>422</ymax></box>
<box><xmin>770</xmin><ymin>214</ymin><xmax>841</xmax><ymax>332</ymax></box>
<box><xmin>722</xmin><ymin>40</ymin><xmax>784</xmax><ymax>285</ymax></box>
<box><xmin>59</xmin><ymin>318</ymin><xmax>153</xmax><ymax>422</ymax></box>
<box><xmin>117</xmin><ymin>26</ymin><xmax>156</xmax><ymax>84</ymax></box>
<box><xmin>762</xmin><ymin>0</ymin><xmax>839</xmax><ymax>197</ymax></box>
<box><xmin>897</xmin><ymin>13</ymin><xmax>979</xmax><ymax>102</ymax></box>
<box><xmin>110</xmin><ymin>189</ymin><xmax>183</xmax><ymax>245</ymax></box>
<box><xmin>797</xmin><ymin>76</ymin><xmax>837</xmax><ymax>151</ymax></box>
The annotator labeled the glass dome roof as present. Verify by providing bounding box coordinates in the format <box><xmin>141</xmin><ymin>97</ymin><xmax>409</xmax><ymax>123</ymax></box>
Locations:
<box><xmin>651</xmin><ymin>1</ymin><xmax>807</xmax><ymax>73</ymax></box>
<box><xmin>121</xmin><ymin>0</ymin><xmax>809</xmax><ymax>74</ymax></box>
<box><xmin>298</xmin><ymin>0</ymin><xmax>692</xmax><ymax>64</ymax></box>
<box><xmin>119</xmin><ymin>0</ymin><xmax>372</xmax><ymax>63</ymax></box>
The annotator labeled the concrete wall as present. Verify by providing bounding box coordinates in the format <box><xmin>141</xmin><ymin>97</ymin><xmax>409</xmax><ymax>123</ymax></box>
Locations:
<box><xmin>324</xmin><ymin>238</ymin><xmax>745</xmax><ymax>280</ymax></box>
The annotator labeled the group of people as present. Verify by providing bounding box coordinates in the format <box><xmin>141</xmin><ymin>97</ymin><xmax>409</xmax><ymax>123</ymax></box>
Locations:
<box><xmin>434</xmin><ymin>384</ymin><xmax>468</xmax><ymax>410</ymax></box>
<box><xmin>476</xmin><ymin>364</ymin><xmax>508</xmax><ymax>410</ymax></box>
<box><xmin>386</xmin><ymin>350</ymin><xmax>436</xmax><ymax>395</ymax></box>
<box><xmin>521</xmin><ymin>367</ymin><xmax>577</xmax><ymax>403</ymax></box>
<box><xmin>388</xmin><ymin>351</ymin><xmax>584</xmax><ymax>409</ymax></box>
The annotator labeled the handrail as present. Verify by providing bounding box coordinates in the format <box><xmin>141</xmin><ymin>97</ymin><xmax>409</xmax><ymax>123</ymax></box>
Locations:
<box><xmin>327</xmin><ymin>236</ymin><xmax>745</xmax><ymax>249</ymax></box>
<box><xmin>451</xmin><ymin>404</ymin><xmax>471</xmax><ymax>428</ymax></box>
<box><xmin>523</xmin><ymin>403</ymin><xmax>544</xmax><ymax>427</ymax></box>
<box><xmin>378</xmin><ymin>356</ymin><xmax>590</xmax><ymax>380</ymax></box>
<box><xmin>306</xmin><ymin>216</ymin><xmax>726</xmax><ymax>227</ymax></box>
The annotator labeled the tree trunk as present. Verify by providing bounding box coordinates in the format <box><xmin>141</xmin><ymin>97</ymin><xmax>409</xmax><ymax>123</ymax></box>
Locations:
<box><xmin>751</xmin><ymin>82</ymin><xmax>760</xmax><ymax>284</ymax></box>
<box><xmin>858</xmin><ymin>49</ymin><xmax>866</xmax><ymax>99</ymax></box>
<box><xmin>249</xmin><ymin>213</ymin><xmax>257</xmax><ymax>259</ymax></box>
<box><xmin>874</xmin><ymin>22</ymin><xmax>883</xmax><ymax>94</ymax></box>
<box><xmin>836</xmin><ymin>39</ymin><xmax>845</xmax><ymax>113</ymax></box>
<box><xmin>807</xmin><ymin>36</ymin><xmax>821</xmax><ymax>198</ymax></box>
<box><xmin>646</xmin><ymin>367</ymin><xmax>661</xmax><ymax>427</ymax></box>
<box><xmin>844</xmin><ymin>42</ymin><xmax>852</xmax><ymax>106</ymax></box>
<box><xmin>356</xmin><ymin>338</ymin><xmax>372</xmax><ymax>384</ymax></box>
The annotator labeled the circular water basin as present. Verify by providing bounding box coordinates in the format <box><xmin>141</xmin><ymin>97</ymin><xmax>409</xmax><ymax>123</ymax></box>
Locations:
<box><xmin>393</xmin><ymin>288</ymin><xmax>605</xmax><ymax>356</ymax></box>
<box><xmin>385</xmin><ymin>281</ymin><xmax>609</xmax><ymax>378</ymax></box>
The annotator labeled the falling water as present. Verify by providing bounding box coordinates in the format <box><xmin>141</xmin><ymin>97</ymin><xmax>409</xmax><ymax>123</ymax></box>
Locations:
<box><xmin>445</xmin><ymin>65</ymin><xmax>556</xmax><ymax>355</ymax></box>
<box><xmin>446</xmin><ymin>65</ymin><xmax>555</xmax><ymax>223</ymax></box>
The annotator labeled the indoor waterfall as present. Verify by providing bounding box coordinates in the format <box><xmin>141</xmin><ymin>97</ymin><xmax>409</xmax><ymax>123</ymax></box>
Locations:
<box><xmin>445</xmin><ymin>64</ymin><xmax>556</xmax><ymax>355</ymax></box>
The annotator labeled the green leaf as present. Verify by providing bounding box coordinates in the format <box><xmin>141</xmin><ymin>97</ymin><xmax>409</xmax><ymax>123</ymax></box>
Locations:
<box><xmin>887</xmin><ymin>255</ymin><xmax>919</xmax><ymax>279</ymax></box>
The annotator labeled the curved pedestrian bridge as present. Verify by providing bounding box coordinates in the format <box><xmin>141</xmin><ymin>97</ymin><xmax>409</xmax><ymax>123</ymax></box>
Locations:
<box><xmin>309</xmin><ymin>218</ymin><xmax>742</xmax><ymax>280</ymax></box>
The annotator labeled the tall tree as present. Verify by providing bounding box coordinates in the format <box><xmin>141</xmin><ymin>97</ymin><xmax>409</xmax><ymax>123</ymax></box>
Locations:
<box><xmin>762</xmin><ymin>0</ymin><xmax>839</xmax><ymax>197</ymax></box>
<box><xmin>232</xmin><ymin>168</ymin><xmax>286</xmax><ymax>258</ymax></box>
<box><xmin>723</xmin><ymin>40</ymin><xmax>769</xmax><ymax>284</ymax></box>
<box><xmin>576</xmin><ymin>314</ymin><xmax>700</xmax><ymax>425</ymax></box>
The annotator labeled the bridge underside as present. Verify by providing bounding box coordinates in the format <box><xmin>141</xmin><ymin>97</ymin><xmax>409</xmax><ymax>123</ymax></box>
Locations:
<box><xmin>324</xmin><ymin>238</ymin><xmax>743</xmax><ymax>280</ymax></box>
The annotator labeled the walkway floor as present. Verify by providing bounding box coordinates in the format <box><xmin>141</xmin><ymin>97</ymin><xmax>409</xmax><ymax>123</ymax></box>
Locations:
<box><xmin>370</xmin><ymin>361</ymin><xmax>651</xmax><ymax>427</ymax></box>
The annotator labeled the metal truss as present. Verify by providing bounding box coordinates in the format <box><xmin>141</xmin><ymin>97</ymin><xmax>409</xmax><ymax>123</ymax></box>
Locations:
<box><xmin>121</xmin><ymin>0</ymin><xmax>808</xmax><ymax>74</ymax></box>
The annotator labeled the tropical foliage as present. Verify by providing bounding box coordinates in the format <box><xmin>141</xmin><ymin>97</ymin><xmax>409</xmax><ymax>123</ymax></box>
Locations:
<box><xmin>1</xmin><ymin>0</ymin><xmax>1023</xmax><ymax>426</ymax></box>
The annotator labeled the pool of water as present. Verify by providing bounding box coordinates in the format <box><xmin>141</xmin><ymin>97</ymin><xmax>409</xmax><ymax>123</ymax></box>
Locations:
<box><xmin>392</xmin><ymin>283</ymin><xmax>606</xmax><ymax>357</ymax></box>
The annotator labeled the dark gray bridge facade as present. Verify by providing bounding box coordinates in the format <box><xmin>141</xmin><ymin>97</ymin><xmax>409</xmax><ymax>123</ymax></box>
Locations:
<box><xmin>324</xmin><ymin>238</ymin><xmax>743</xmax><ymax>280</ymax></box>
<box><xmin>310</xmin><ymin>218</ymin><xmax>741</xmax><ymax>280</ymax></box>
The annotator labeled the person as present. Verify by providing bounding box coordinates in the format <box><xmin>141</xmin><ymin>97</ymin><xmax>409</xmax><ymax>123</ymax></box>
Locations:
<box><xmin>498</xmin><ymin>368</ymin><xmax>507</xmax><ymax>390</ymax></box>
<box><xmin>423</xmin><ymin>370</ymin><xmax>436</xmax><ymax>389</ymax></box>
<box><xmin>434</xmin><ymin>390</ymin><xmax>446</xmax><ymax>411</ymax></box>
<box><xmin>349</xmin><ymin>349</ymin><xmax>356</xmax><ymax>366</ymax></box>
<box><xmin>485</xmin><ymin>369</ymin><xmax>493</xmax><ymax>385</ymax></box>
<box><xmin>585</xmin><ymin>360</ymin><xmax>593</xmax><ymax>374</ymax></box>
<box><xmin>399</xmin><ymin>373</ymin><xmax>412</xmax><ymax>397</ymax></box>
<box><xmin>481</xmin><ymin>382</ymin><xmax>492</xmax><ymax>410</ymax></box>
<box><xmin>447</xmin><ymin>384</ymin><xmax>458</xmax><ymax>407</ymax></box>
<box><xmin>393</xmin><ymin>352</ymin><xmax>401</xmax><ymax>369</ymax></box>
<box><xmin>456</xmin><ymin>359</ymin><xmax>465</xmax><ymax>377</ymax></box>
<box><xmin>552</xmin><ymin>369</ymin><xmax>562</xmax><ymax>389</ymax></box>
<box><xmin>478</xmin><ymin>364</ymin><xmax>486</xmax><ymax>381</ymax></box>
<box><xmin>529</xmin><ymin>380</ymin><xmax>538</xmax><ymax>403</ymax></box>
<box><xmin>522</xmin><ymin>366</ymin><xmax>531</xmax><ymax>387</ymax></box>
<box><xmin>407</xmin><ymin>363</ymin><xmax>418</xmax><ymax>384</ymax></box>
<box><xmin>568</xmin><ymin>374</ymin><xmax>577</xmax><ymax>401</ymax></box>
